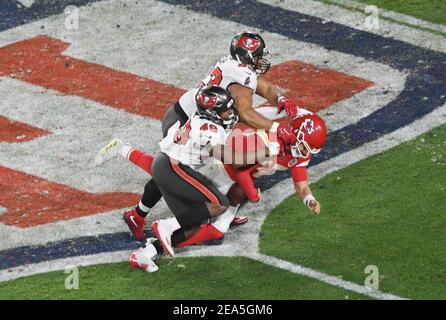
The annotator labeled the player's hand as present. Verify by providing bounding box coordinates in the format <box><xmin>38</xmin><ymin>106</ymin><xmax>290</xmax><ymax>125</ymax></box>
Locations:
<box><xmin>278</xmin><ymin>97</ymin><xmax>299</xmax><ymax>118</ymax></box>
<box><xmin>277</xmin><ymin>123</ymin><xmax>297</xmax><ymax>145</ymax></box>
<box><xmin>267</xmin><ymin>142</ymin><xmax>281</xmax><ymax>156</ymax></box>
<box><xmin>308</xmin><ymin>199</ymin><xmax>321</xmax><ymax>215</ymax></box>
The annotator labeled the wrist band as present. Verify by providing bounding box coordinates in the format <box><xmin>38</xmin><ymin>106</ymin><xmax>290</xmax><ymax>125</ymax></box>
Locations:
<box><xmin>303</xmin><ymin>194</ymin><xmax>316</xmax><ymax>208</ymax></box>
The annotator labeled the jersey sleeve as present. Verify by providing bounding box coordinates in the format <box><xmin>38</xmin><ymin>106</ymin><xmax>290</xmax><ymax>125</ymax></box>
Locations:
<box><xmin>220</xmin><ymin>58</ymin><xmax>257</xmax><ymax>91</ymax></box>
<box><xmin>290</xmin><ymin>166</ymin><xmax>308</xmax><ymax>183</ymax></box>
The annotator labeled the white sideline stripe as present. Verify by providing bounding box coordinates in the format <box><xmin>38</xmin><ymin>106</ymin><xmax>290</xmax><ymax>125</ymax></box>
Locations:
<box><xmin>326</xmin><ymin>0</ymin><xmax>446</xmax><ymax>34</ymax></box>
<box><xmin>0</xmin><ymin>251</ymin><xmax>130</xmax><ymax>283</ymax></box>
<box><xmin>247</xmin><ymin>254</ymin><xmax>407</xmax><ymax>300</ymax></box>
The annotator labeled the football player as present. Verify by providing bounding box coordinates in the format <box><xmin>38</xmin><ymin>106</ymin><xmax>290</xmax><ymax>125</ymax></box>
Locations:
<box><xmin>110</xmin><ymin>86</ymin><xmax>279</xmax><ymax>272</ymax></box>
<box><xmin>98</xmin><ymin>31</ymin><xmax>301</xmax><ymax>241</ymax></box>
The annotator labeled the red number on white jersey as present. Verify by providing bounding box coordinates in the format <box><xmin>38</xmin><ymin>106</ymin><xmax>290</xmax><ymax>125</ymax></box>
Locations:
<box><xmin>200</xmin><ymin>123</ymin><xmax>218</xmax><ymax>133</ymax></box>
<box><xmin>207</xmin><ymin>67</ymin><xmax>223</xmax><ymax>86</ymax></box>
<box><xmin>174</xmin><ymin>119</ymin><xmax>192</xmax><ymax>145</ymax></box>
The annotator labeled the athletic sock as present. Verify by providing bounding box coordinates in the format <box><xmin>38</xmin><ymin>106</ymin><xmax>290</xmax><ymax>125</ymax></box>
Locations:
<box><xmin>127</xmin><ymin>148</ymin><xmax>154</xmax><ymax>175</ymax></box>
<box><xmin>152</xmin><ymin>240</ymin><xmax>164</xmax><ymax>255</ymax></box>
<box><xmin>120</xmin><ymin>144</ymin><xmax>133</xmax><ymax>159</ymax></box>
<box><xmin>135</xmin><ymin>200</ymin><xmax>150</xmax><ymax>218</ymax></box>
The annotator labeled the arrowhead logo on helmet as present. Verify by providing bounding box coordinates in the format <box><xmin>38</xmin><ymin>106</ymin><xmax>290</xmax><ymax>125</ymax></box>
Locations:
<box><xmin>290</xmin><ymin>113</ymin><xmax>327</xmax><ymax>159</ymax></box>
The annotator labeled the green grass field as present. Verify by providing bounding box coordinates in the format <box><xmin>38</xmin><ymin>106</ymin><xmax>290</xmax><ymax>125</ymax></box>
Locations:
<box><xmin>261</xmin><ymin>124</ymin><xmax>446</xmax><ymax>300</ymax></box>
<box><xmin>355</xmin><ymin>0</ymin><xmax>446</xmax><ymax>25</ymax></box>
<box><xmin>2</xmin><ymin>124</ymin><xmax>445</xmax><ymax>300</ymax></box>
<box><xmin>0</xmin><ymin>257</ymin><xmax>368</xmax><ymax>300</ymax></box>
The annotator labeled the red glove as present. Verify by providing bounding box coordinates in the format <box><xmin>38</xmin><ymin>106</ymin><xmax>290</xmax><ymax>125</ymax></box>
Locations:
<box><xmin>276</xmin><ymin>123</ymin><xmax>297</xmax><ymax>145</ymax></box>
<box><xmin>278</xmin><ymin>97</ymin><xmax>298</xmax><ymax>118</ymax></box>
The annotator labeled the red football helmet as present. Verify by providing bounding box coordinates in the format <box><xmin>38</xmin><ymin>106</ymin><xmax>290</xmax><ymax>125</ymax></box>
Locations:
<box><xmin>289</xmin><ymin>113</ymin><xmax>327</xmax><ymax>159</ymax></box>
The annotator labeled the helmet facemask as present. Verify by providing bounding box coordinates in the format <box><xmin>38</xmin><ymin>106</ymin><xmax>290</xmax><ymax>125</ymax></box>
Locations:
<box><xmin>290</xmin><ymin>124</ymin><xmax>321</xmax><ymax>159</ymax></box>
<box><xmin>251</xmin><ymin>48</ymin><xmax>270</xmax><ymax>74</ymax></box>
<box><xmin>218</xmin><ymin>99</ymin><xmax>239</xmax><ymax>129</ymax></box>
<box><xmin>196</xmin><ymin>87</ymin><xmax>239</xmax><ymax>130</ymax></box>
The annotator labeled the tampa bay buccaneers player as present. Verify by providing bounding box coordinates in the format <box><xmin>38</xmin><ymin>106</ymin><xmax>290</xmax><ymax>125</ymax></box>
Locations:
<box><xmin>96</xmin><ymin>110</ymin><xmax>327</xmax><ymax>250</ymax></box>
<box><xmin>95</xmin><ymin>31</ymin><xmax>301</xmax><ymax>241</ymax></box>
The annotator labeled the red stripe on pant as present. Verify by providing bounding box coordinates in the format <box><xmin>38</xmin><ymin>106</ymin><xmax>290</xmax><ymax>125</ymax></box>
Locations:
<box><xmin>170</xmin><ymin>159</ymin><xmax>221</xmax><ymax>205</ymax></box>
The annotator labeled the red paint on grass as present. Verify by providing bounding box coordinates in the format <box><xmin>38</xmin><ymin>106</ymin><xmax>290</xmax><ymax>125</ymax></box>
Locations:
<box><xmin>262</xmin><ymin>60</ymin><xmax>374</xmax><ymax>113</ymax></box>
<box><xmin>0</xmin><ymin>35</ymin><xmax>185</xmax><ymax>120</ymax></box>
<box><xmin>0</xmin><ymin>165</ymin><xmax>140</xmax><ymax>228</ymax></box>
<box><xmin>0</xmin><ymin>116</ymin><xmax>50</xmax><ymax>143</ymax></box>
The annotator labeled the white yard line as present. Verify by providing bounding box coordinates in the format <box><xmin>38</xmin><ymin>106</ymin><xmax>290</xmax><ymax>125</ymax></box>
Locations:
<box><xmin>247</xmin><ymin>253</ymin><xmax>407</xmax><ymax>300</ymax></box>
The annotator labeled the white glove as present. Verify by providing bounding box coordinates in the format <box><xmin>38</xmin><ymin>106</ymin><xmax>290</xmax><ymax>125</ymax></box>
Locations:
<box><xmin>267</xmin><ymin>142</ymin><xmax>281</xmax><ymax>156</ymax></box>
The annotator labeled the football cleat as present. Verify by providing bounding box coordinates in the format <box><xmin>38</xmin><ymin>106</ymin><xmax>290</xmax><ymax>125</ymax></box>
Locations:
<box><xmin>94</xmin><ymin>138</ymin><xmax>124</xmax><ymax>166</ymax></box>
<box><xmin>123</xmin><ymin>208</ymin><xmax>146</xmax><ymax>241</ymax></box>
<box><xmin>128</xmin><ymin>239</ymin><xmax>158</xmax><ymax>273</ymax></box>
<box><xmin>230</xmin><ymin>215</ymin><xmax>248</xmax><ymax>227</ymax></box>
<box><xmin>152</xmin><ymin>219</ymin><xmax>175</xmax><ymax>257</ymax></box>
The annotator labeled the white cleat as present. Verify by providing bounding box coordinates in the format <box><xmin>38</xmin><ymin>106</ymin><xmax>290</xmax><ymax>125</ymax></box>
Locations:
<box><xmin>94</xmin><ymin>138</ymin><xmax>124</xmax><ymax>166</ymax></box>
<box><xmin>152</xmin><ymin>219</ymin><xmax>175</xmax><ymax>257</ymax></box>
<box><xmin>128</xmin><ymin>238</ymin><xmax>159</xmax><ymax>273</ymax></box>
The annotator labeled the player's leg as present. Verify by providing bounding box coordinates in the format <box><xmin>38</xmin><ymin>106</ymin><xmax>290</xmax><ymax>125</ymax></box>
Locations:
<box><xmin>150</xmin><ymin>153</ymin><xmax>230</xmax><ymax>256</ymax></box>
<box><xmin>132</xmin><ymin>102</ymin><xmax>190</xmax><ymax>215</ymax></box>
<box><xmin>124</xmin><ymin>102</ymin><xmax>190</xmax><ymax>239</ymax></box>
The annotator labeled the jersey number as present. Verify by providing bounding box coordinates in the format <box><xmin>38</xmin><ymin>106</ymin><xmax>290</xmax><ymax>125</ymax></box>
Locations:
<box><xmin>200</xmin><ymin>123</ymin><xmax>218</xmax><ymax>133</ymax></box>
<box><xmin>207</xmin><ymin>67</ymin><xmax>223</xmax><ymax>86</ymax></box>
<box><xmin>174</xmin><ymin>120</ymin><xmax>192</xmax><ymax>145</ymax></box>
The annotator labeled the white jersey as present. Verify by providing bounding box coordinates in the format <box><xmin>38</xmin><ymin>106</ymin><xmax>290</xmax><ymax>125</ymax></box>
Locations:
<box><xmin>179</xmin><ymin>55</ymin><xmax>258</xmax><ymax>117</ymax></box>
<box><xmin>159</xmin><ymin>115</ymin><xmax>229</xmax><ymax>169</ymax></box>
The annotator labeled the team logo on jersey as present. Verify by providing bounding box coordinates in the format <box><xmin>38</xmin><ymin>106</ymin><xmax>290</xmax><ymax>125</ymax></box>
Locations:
<box><xmin>197</xmin><ymin>93</ymin><xmax>218</xmax><ymax>109</ymax></box>
<box><xmin>237</xmin><ymin>36</ymin><xmax>261</xmax><ymax>51</ymax></box>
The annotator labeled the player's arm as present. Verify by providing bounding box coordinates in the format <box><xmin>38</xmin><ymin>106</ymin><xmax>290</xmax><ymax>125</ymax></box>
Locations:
<box><xmin>255</xmin><ymin>75</ymin><xmax>281</xmax><ymax>106</ymax></box>
<box><xmin>228</xmin><ymin>83</ymin><xmax>296</xmax><ymax>144</ymax></box>
<box><xmin>228</xmin><ymin>83</ymin><xmax>274</xmax><ymax>130</ymax></box>
<box><xmin>209</xmin><ymin>142</ymin><xmax>273</xmax><ymax>166</ymax></box>
<box><xmin>291</xmin><ymin>166</ymin><xmax>321</xmax><ymax>215</ymax></box>
<box><xmin>256</xmin><ymin>76</ymin><xmax>299</xmax><ymax>118</ymax></box>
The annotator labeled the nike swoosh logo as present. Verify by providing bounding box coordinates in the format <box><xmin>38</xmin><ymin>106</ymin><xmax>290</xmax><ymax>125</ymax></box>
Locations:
<box><xmin>130</xmin><ymin>215</ymin><xmax>138</xmax><ymax>227</ymax></box>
